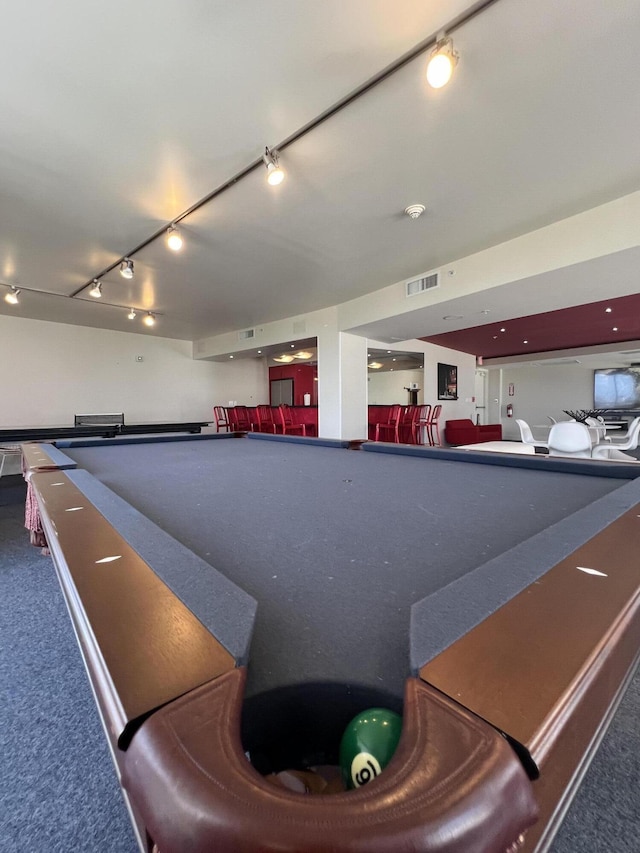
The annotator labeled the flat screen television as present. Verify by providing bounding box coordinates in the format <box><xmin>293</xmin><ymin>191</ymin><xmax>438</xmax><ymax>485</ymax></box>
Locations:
<box><xmin>594</xmin><ymin>367</ymin><xmax>640</xmax><ymax>409</ymax></box>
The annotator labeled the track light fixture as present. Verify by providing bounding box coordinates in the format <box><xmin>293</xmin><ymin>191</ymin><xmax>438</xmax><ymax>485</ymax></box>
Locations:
<box><xmin>119</xmin><ymin>258</ymin><xmax>134</xmax><ymax>279</ymax></box>
<box><xmin>143</xmin><ymin>312</ymin><xmax>156</xmax><ymax>327</ymax></box>
<box><xmin>127</xmin><ymin>308</ymin><xmax>136</xmax><ymax>320</ymax></box>
<box><xmin>263</xmin><ymin>147</ymin><xmax>285</xmax><ymax>186</ymax></box>
<box><xmin>426</xmin><ymin>35</ymin><xmax>459</xmax><ymax>88</ymax></box>
<box><xmin>89</xmin><ymin>280</ymin><xmax>102</xmax><ymax>298</ymax></box>
<box><xmin>166</xmin><ymin>225</ymin><xmax>183</xmax><ymax>252</ymax></box>
<box><xmin>4</xmin><ymin>286</ymin><xmax>20</xmax><ymax>305</ymax></box>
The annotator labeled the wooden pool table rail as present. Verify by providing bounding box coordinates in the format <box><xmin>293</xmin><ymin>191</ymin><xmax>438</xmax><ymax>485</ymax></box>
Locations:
<box><xmin>420</xmin><ymin>503</ymin><xmax>640</xmax><ymax>852</ymax></box>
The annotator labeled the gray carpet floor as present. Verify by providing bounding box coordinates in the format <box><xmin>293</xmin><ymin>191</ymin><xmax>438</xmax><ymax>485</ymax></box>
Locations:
<box><xmin>0</xmin><ymin>476</ymin><xmax>638</xmax><ymax>852</ymax></box>
<box><xmin>0</xmin><ymin>488</ymin><xmax>137</xmax><ymax>853</ymax></box>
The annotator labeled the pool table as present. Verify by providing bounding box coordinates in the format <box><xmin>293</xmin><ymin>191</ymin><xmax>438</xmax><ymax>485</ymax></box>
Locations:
<box><xmin>24</xmin><ymin>433</ymin><xmax>640</xmax><ymax>853</ymax></box>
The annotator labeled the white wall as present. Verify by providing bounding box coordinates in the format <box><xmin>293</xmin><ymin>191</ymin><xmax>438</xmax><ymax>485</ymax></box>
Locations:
<box><xmin>494</xmin><ymin>363</ymin><xmax>596</xmax><ymax>440</ymax></box>
<box><xmin>368</xmin><ymin>370</ymin><xmax>423</xmax><ymax>404</ymax></box>
<box><xmin>366</xmin><ymin>338</ymin><xmax>477</xmax><ymax>438</ymax></box>
<box><xmin>0</xmin><ymin>315</ymin><xmax>267</xmax><ymax>427</ymax></box>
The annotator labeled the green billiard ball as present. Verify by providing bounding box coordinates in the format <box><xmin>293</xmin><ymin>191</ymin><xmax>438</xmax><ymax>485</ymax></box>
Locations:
<box><xmin>339</xmin><ymin>707</ymin><xmax>402</xmax><ymax>789</ymax></box>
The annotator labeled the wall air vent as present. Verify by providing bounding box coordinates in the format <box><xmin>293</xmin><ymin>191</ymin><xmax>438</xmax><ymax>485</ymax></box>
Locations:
<box><xmin>238</xmin><ymin>329</ymin><xmax>255</xmax><ymax>340</ymax></box>
<box><xmin>406</xmin><ymin>272</ymin><xmax>439</xmax><ymax>297</ymax></box>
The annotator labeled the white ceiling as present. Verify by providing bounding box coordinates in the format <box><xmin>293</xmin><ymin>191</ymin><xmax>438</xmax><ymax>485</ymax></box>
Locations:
<box><xmin>1</xmin><ymin>0</ymin><xmax>639</xmax><ymax>343</ymax></box>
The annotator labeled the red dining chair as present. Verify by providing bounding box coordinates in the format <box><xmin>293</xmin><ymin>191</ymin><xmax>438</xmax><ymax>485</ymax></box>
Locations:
<box><xmin>426</xmin><ymin>404</ymin><xmax>442</xmax><ymax>446</ymax></box>
<box><xmin>399</xmin><ymin>405</ymin><xmax>419</xmax><ymax>444</ymax></box>
<box><xmin>256</xmin><ymin>404</ymin><xmax>277</xmax><ymax>433</ymax></box>
<box><xmin>374</xmin><ymin>404</ymin><xmax>402</xmax><ymax>443</ymax></box>
<box><xmin>277</xmin><ymin>404</ymin><xmax>307</xmax><ymax>435</ymax></box>
<box><xmin>414</xmin><ymin>404</ymin><xmax>431</xmax><ymax>445</ymax></box>
<box><xmin>213</xmin><ymin>406</ymin><xmax>230</xmax><ymax>433</ymax></box>
<box><xmin>232</xmin><ymin>406</ymin><xmax>253</xmax><ymax>432</ymax></box>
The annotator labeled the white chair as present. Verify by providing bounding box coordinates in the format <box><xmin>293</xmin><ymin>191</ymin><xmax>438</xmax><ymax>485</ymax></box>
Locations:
<box><xmin>592</xmin><ymin>419</ymin><xmax>640</xmax><ymax>459</ymax></box>
<box><xmin>548</xmin><ymin>422</ymin><xmax>592</xmax><ymax>458</ymax></box>
<box><xmin>606</xmin><ymin>416</ymin><xmax>640</xmax><ymax>445</ymax></box>
<box><xmin>515</xmin><ymin>419</ymin><xmax>548</xmax><ymax>450</ymax></box>
<box><xmin>585</xmin><ymin>417</ymin><xmax>607</xmax><ymax>441</ymax></box>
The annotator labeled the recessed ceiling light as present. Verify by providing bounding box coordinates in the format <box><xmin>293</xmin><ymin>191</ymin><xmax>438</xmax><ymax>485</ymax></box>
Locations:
<box><xmin>493</xmin><ymin>336</ymin><xmax>498</xmax><ymax>339</ymax></box>
<box><xmin>257</xmin><ymin>350</ymin><xmax>262</xmax><ymax>354</ymax></box>
<box><xmin>229</xmin><ymin>355</ymin><xmax>234</xmax><ymax>358</ymax></box>
<box><xmin>605</xmin><ymin>307</ymin><xmax>612</xmax><ymax>313</ymax></box>
<box><xmin>500</xmin><ymin>328</ymin><xmax>506</xmax><ymax>332</ymax></box>
<box><xmin>523</xmin><ymin>340</ymin><xmax>528</xmax><ymax>344</ymax></box>
<box><xmin>613</xmin><ymin>327</ymin><xmax>619</xmax><ymax>331</ymax></box>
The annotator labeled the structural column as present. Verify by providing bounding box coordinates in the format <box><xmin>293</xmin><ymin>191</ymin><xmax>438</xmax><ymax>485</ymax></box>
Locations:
<box><xmin>317</xmin><ymin>326</ymin><xmax>368</xmax><ymax>440</ymax></box>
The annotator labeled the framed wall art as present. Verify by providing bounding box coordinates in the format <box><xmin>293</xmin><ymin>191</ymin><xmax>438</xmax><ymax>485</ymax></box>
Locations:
<box><xmin>437</xmin><ymin>363</ymin><xmax>458</xmax><ymax>400</ymax></box>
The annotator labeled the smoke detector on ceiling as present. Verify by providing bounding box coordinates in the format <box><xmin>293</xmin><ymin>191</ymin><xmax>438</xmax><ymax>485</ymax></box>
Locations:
<box><xmin>404</xmin><ymin>204</ymin><xmax>426</xmax><ymax>219</ymax></box>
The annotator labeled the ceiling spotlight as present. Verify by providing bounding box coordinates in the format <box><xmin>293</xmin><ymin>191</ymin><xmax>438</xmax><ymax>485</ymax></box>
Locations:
<box><xmin>368</xmin><ymin>362</ymin><xmax>383</xmax><ymax>369</ymax></box>
<box><xmin>4</xmin><ymin>286</ymin><xmax>20</xmax><ymax>305</ymax></box>
<box><xmin>127</xmin><ymin>308</ymin><xmax>136</xmax><ymax>320</ymax></box>
<box><xmin>143</xmin><ymin>312</ymin><xmax>155</xmax><ymax>327</ymax></box>
<box><xmin>166</xmin><ymin>226</ymin><xmax>183</xmax><ymax>252</ymax></box>
<box><xmin>119</xmin><ymin>258</ymin><xmax>134</xmax><ymax>279</ymax></box>
<box><xmin>89</xmin><ymin>280</ymin><xmax>102</xmax><ymax>298</ymax></box>
<box><xmin>405</xmin><ymin>204</ymin><xmax>426</xmax><ymax>219</ymax></box>
<box><xmin>426</xmin><ymin>36</ymin><xmax>459</xmax><ymax>89</ymax></box>
<box><xmin>263</xmin><ymin>147</ymin><xmax>285</xmax><ymax>186</ymax></box>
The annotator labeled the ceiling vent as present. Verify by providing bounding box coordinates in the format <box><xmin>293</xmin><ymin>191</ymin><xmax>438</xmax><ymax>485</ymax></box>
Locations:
<box><xmin>406</xmin><ymin>272</ymin><xmax>439</xmax><ymax>297</ymax></box>
<box><xmin>238</xmin><ymin>328</ymin><xmax>255</xmax><ymax>340</ymax></box>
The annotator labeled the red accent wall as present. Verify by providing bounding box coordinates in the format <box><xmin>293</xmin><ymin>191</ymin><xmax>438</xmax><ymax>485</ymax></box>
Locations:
<box><xmin>269</xmin><ymin>364</ymin><xmax>318</xmax><ymax>405</ymax></box>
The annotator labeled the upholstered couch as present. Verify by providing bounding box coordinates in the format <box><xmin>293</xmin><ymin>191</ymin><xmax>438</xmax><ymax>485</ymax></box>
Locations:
<box><xmin>444</xmin><ymin>419</ymin><xmax>503</xmax><ymax>446</ymax></box>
